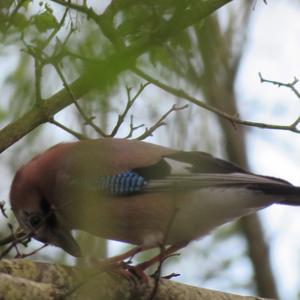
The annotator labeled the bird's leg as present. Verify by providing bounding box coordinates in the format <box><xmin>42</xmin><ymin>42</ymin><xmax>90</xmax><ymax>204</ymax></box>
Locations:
<box><xmin>91</xmin><ymin>243</ymin><xmax>187</xmax><ymax>282</ymax></box>
<box><xmin>137</xmin><ymin>242</ymin><xmax>188</xmax><ymax>271</ymax></box>
<box><xmin>82</xmin><ymin>246</ymin><xmax>148</xmax><ymax>282</ymax></box>
<box><xmin>102</xmin><ymin>245</ymin><xmax>145</xmax><ymax>265</ymax></box>
<box><xmin>118</xmin><ymin>243</ymin><xmax>187</xmax><ymax>282</ymax></box>
<box><xmin>102</xmin><ymin>246</ymin><xmax>151</xmax><ymax>283</ymax></box>
<box><xmin>83</xmin><ymin>246</ymin><xmax>143</xmax><ymax>272</ymax></box>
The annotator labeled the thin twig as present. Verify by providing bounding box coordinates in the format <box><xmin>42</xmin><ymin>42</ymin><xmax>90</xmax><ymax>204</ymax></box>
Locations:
<box><xmin>2</xmin><ymin>0</ymin><xmax>28</xmax><ymax>39</ymax></box>
<box><xmin>0</xmin><ymin>210</ymin><xmax>60</xmax><ymax>258</ymax></box>
<box><xmin>41</xmin><ymin>7</ymin><xmax>70</xmax><ymax>50</ymax></box>
<box><xmin>6</xmin><ymin>224</ymin><xmax>21</xmax><ymax>258</ymax></box>
<box><xmin>134</xmin><ymin>68</ymin><xmax>300</xmax><ymax>134</ymax></box>
<box><xmin>24</xmin><ymin>26</ymin><xmax>108</xmax><ymax>138</ymax></box>
<box><xmin>136</xmin><ymin>104</ymin><xmax>188</xmax><ymax>140</ymax></box>
<box><xmin>34</xmin><ymin>57</ymin><xmax>43</xmax><ymax>106</ymax></box>
<box><xmin>0</xmin><ymin>229</ymin><xmax>28</xmax><ymax>247</ymax></box>
<box><xmin>25</xmin><ymin>7</ymin><xmax>70</xmax><ymax>107</ymax></box>
<box><xmin>18</xmin><ymin>244</ymin><xmax>48</xmax><ymax>258</ymax></box>
<box><xmin>48</xmin><ymin>118</ymin><xmax>88</xmax><ymax>140</ymax></box>
<box><xmin>0</xmin><ymin>244</ymin><xmax>16</xmax><ymax>259</ymax></box>
<box><xmin>50</xmin><ymin>0</ymin><xmax>99</xmax><ymax>24</ymax></box>
<box><xmin>124</xmin><ymin>115</ymin><xmax>144</xmax><ymax>139</ymax></box>
<box><xmin>52</xmin><ymin>26</ymin><xmax>76</xmax><ymax>63</ymax></box>
<box><xmin>110</xmin><ymin>83</ymin><xmax>150</xmax><ymax>136</ymax></box>
<box><xmin>148</xmin><ymin>205</ymin><xmax>181</xmax><ymax>300</ymax></box>
<box><xmin>50</xmin><ymin>0</ymin><xmax>137</xmax><ymax>47</ymax></box>
<box><xmin>22</xmin><ymin>43</ymin><xmax>44</xmax><ymax>107</ymax></box>
<box><xmin>259</xmin><ymin>72</ymin><xmax>300</xmax><ymax>99</ymax></box>
<box><xmin>53</xmin><ymin>63</ymin><xmax>108</xmax><ymax>137</ymax></box>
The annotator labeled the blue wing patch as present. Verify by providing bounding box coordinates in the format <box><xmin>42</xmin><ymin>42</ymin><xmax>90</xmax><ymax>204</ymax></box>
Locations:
<box><xmin>99</xmin><ymin>170</ymin><xmax>147</xmax><ymax>196</ymax></box>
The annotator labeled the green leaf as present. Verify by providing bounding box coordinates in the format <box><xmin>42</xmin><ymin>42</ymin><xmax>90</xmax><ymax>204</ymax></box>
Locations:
<box><xmin>21</xmin><ymin>0</ymin><xmax>31</xmax><ymax>10</ymax></box>
<box><xmin>170</xmin><ymin>31</ymin><xmax>192</xmax><ymax>52</ymax></box>
<box><xmin>1</xmin><ymin>0</ymin><xmax>13</xmax><ymax>10</ymax></box>
<box><xmin>32</xmin><ymin>11</ymin><xmax>58</xmax><ymax>32</ymax></box>
<box><xmin>12</xmin><ymin>12</ymin><xmax>28</xmax><ymax>30</ymax></box>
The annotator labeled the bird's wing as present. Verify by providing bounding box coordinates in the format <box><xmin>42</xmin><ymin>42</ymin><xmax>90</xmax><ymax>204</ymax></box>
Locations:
<box><xmin>140</xmin><ymin>152</ymin><xmax>293</xmax><ymax>192</ymax></box>
<box><xmin>145</xmin><ymin>173</ymin><xmax>291</xmax><ymax>191</ymax></box>
<box><xmin>97</xmin><ymin>150</ymin><xmax>294</xmax><ymax>196</ymax></box>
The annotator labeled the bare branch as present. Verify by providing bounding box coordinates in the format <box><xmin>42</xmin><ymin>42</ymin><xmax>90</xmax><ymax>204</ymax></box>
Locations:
<box><xmin>34</xmin><ymin>57</ymin><xmax>43</xmax><ymax>106</ymax></box>
<box><xmin>0</xmin><ymin>226</ymin><xmax>31</xmax><ymax>259</ymax></box>
<box><xmin>52</xmin><ymin>63</ymin><xmax>108</xmax><ymax>137</ymax></box>
<box><xmin>0</xmin><ymin>212</ymin><xmax>56</xmax><ymax>259</ymax></box>
<box><xmin>42</xmin><ymin>7</ymin><xmax>70</xmax><ymax>51</ymax></box>
<box><xmin>134</xmin><ymin>68</ymin><xmax>300</xmax><ymax>134</ymax></box>
<box><xmin>24</xmin><ymin>7</ymin><xmax>71</xmax><ymax>108</ymax></box>
<box><xmin>123</xmin><ymin>115</ymin><xmax>144</xmax><ymax>139</ymax></box>
<box><xmin>0</xmin><ymin>258</ymin><xmax>269</xmax><ymax>300</ymax></box>
<box><xmin>0</xmin><ymin>229</ymin><xmax>27</xmax><ymax>247</ymax></box>
<box><xmin>137</xmin><ymin>104</ymin><xmax>188</xmax><ymax>140</ymax></box>
<box><xmin>110</xmin><ymin>83</ymin><xmax>150</xmax><ymax>137</ymax></box>
<box><xmin>2</xmin><ymin>0</ymin><xmax>28</xmax><ymax>40</ymax></box>
<box><xmin>259</xmin><ymin>72</ymin><xmax>300</xmax><ymax>99</ymax></box>
<box><xmin>0</xmin><ymin>1</ymin><xmax>230</xmax><ymax>153</ymax></box>
<box><xmin>48</xmin><ymin>118</ymin><xmax>88</xmax><ymax>140</ymax></box>
<box><xmin>17</xmin><ymin>244</ymin><xmax>48</xmax><ymax>259</ymax></box>
<box><xmin>50</xmin><ymin>0</ymin><xmax>99</xmax><ymax>23</ymax></box>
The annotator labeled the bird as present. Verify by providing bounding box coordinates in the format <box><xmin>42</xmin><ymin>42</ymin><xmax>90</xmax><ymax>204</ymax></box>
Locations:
<box><xmin>10</xmin><ymin>138</ymin><xmax>300</xmax><ymax>264</ymax></box>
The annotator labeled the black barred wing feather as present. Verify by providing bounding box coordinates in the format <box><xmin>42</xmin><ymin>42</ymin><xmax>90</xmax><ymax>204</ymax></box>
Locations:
<box><xmin>98</xmin><ymin>151</ymin><xmax>296</xmax><ymax>198</ymax></box>
<box><xmin>99</xmin><ymin>171</ymin><xmax>148</xmax><ymax>196</ymax></box>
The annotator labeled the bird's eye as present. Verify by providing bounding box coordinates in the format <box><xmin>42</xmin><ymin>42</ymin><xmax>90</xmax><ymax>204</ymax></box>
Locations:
<box><xmin>28</xmin><ymin>215</ymin><xmax>43</xmax><ymax>228</ymax></box>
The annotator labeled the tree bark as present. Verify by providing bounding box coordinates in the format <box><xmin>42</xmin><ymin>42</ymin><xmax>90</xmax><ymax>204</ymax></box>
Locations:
<box><xmin>0</xmin><ymin>259</ymin><xmax>270</xmax><ymax>300</ymax></box>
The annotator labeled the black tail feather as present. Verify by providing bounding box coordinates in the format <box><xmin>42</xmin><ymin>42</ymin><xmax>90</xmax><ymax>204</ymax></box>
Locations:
<box><xmin>248</xmin><ymin>183</ymin><xmax>300</xmax><ymax>206</ymax></box>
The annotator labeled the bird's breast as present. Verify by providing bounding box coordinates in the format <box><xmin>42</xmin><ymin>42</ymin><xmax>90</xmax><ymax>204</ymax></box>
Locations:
<box><xmin>59</xmin><ymin>186</ymin><xmax>272</xmax><ymax>247</ymax></box>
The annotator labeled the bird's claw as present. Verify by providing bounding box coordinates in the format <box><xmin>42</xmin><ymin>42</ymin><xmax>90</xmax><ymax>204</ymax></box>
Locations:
<box><xmin>119</xmin><ymin>261</ymin><xmax>150</xmax><ymax>283</ymax></box>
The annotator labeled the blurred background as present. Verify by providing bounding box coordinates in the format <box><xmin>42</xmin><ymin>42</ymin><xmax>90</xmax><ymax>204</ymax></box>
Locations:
<box><xmin>1</xmin><ymin>0</ymin><xmax>300</xmax><ymax>299</ymax></box>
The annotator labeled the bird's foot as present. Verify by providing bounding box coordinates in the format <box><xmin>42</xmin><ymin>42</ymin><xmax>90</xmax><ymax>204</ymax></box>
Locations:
<box><xmin>157</xmin><ymin>272</ymin><xmax>180</xmax><ymax>280</ymax></box>
<box><xmin>136</xmin><ymin>251</ymin><xmax>180</xmax><ymax>271</ymax></box>
<box><xmin>119</xmin><ymin>261</ymin><xmax>150</xmax><ymax>283</ymax></box>
<box><xmin>101</xmin><ymin>246</ymin><xmax>143</xmax><ymax>265</ymax></box>
<box><xmin>88</xmin><ymin>258</ymin><xmax>149</xmax><ymax>283</ymax></box>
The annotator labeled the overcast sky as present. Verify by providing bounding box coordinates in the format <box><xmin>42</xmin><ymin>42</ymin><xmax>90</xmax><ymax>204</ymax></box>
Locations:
<box><xmin>237</xmin><ymin>1</ymin><xmax>300</xmax><ymax>299</ymax></box>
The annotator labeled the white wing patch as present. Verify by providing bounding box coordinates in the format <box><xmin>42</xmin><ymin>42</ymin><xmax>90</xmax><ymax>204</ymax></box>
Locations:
<box><xmin>164</xmin><ymin>157</ymin><xmax>193</xmax><ymax>175</ymax></box>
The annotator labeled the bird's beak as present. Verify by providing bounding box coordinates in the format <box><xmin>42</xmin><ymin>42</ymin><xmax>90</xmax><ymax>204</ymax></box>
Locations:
<box><xmin>51</xmin><ymin>227</ymin><xmax>82</xmax><ymax>257</ymax></box>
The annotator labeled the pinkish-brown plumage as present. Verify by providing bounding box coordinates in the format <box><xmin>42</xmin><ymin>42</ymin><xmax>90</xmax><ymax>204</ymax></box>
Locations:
<box><xmin>10</xmin><ymin>138</ymin><xmax>300</xmax><ymax>258</ymax></box>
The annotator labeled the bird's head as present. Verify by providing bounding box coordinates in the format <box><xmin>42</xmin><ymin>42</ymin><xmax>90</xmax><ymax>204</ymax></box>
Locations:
<box><xmin>10</xmin><ymin>164</ymin><xmax>82</xmax><ymax>257</ymax></box>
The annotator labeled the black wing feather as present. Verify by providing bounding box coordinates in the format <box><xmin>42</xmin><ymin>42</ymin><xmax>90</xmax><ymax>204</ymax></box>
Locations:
<box><xmin>133</xmin><ymin>151</ymin><xmax>249</xmax><ymax>180</ymax></box>
<box><xmin>166</xmin><ymin>151</ymin><xmax>248</xmax><ymax>174</ymax></box>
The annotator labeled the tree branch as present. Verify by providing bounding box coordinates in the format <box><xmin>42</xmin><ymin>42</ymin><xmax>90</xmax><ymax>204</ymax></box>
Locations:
<box><xmin>134</xmin><ymin>68</ymin><xmax>300</xmax><ymax>134</ymax></box>
<box><xmin>259</xmin><ymin>72</ymin><xmax>300</xmax><ymax>99</ymax></box>
<box><xmin>0</xmin><ymin>0</ymin><xmax>231</xmax><ymax>153</ymax></box>
<box><xmin>137</xmin><ymin>104</ymin><xmax>188</xmax><ymax>140</ymax></box>
<box><xmin>0</xmin><ymin>259</ymin><xmax>268</xmax><ymax>300</ymax></box>
<box><xmin>109</xmin><ymin>83</ymin><xmax>150</xmax><ymax>137</ymax></box>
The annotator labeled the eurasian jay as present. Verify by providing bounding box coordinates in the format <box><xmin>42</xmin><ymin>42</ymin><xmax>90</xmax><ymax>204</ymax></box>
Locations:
<box><xmin>10</xmin><ymin>138</ymin><xmax>300</xmax><ymax>260</ymax></box>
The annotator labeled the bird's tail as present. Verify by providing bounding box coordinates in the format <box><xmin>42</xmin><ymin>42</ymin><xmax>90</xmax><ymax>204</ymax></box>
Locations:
<box><xmin>250</xmin><ymin>183</ymin><xmax>300</xmax><ymax>206</ymax></box>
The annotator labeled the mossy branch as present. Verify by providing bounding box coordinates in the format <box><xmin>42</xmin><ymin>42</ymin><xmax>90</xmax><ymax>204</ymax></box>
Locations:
<box><xmin>0</xmin><ymin>259</ymin><xmax>267</xmax><ymax>300</ymax></box>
